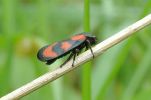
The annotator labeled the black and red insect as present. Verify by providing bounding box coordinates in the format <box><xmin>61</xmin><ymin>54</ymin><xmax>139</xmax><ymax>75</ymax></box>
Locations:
<box><xmin>37</xmin><ymin>32</ymin><xmax>97</xmax><ymax>67</ymax></box>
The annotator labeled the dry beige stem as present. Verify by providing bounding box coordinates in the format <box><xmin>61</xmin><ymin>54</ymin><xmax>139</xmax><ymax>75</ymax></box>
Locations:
<box><xmin>1</xmin><ymin>14</ymin><xmax>151</xmax><ymax>100</ymax></box>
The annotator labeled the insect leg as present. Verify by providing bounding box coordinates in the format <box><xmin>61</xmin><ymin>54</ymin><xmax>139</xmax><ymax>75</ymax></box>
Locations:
<box><xmin>72</xmin><ymin>53</ymin><xmax>76</xmax><ymax>67</ymax></box>
<box><xmin>60</xmin><ymin>53</ymin><xmax>74</xmax><ymax>68</ymax></box>
<box><xmin>72</xmin><ymin>48</ymin><xmax>80</xmax><ymax>67</ymax></box>
<box><xmin>76</xmin><ymin>48</ymin><xmax>82</xmax><ymax>56</ymax></box>
<box><xmin>86</xmin><ymin>40</ymin><xmax>95</xmax><ymax>58</ymax></box>
<box><xmin>46</xmin><ymin>59</ymin><xmax>56</xmax><ymax>65</ymax></box>
<box><xmin>85</xmin><ymin>43</ymin><xmax>89</xmax><ymax>51</ymax></box>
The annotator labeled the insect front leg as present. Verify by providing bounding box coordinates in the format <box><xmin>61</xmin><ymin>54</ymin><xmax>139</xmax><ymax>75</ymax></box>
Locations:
<box><xmin>85</xmin><ymin>39</ymin><xmax>95</xmax><ymax>58</ymax></box>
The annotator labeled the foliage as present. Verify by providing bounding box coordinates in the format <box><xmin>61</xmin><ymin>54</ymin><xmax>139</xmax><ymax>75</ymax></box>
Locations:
<box><xmin>0</xmin><ymin>0</ymin><xmax>151</xmax><ymax>100</ymax></box>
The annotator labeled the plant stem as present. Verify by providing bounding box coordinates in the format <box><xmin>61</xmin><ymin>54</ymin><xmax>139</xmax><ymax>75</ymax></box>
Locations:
<box><xmin>1</xmin><ymin>14</ymin><xmax>151</xmax><ymax>100</ymax></box>
<box><xmin>82</xmin><ymin>0</ymin><xmax>91</xmax><ymax>100</ymax></box>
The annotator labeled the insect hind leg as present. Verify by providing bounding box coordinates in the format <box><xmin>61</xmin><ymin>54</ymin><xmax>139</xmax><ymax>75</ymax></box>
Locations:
<box><xmin>60</xmin><ymin>53</ymin><xmax>74</xmax><ymax>68</ymax></box>
<box><xmin>72</xmin><ymin>48</ymin><xmax>81</xmax><ymax>67</ymax></box>
<box><xmin>60</xmin><ymin>48</ymin><xmax>81</xmax><ymax>68</ymax></box>
<box><xmin>46</xmin><ymin>59</ymin><xmax>57</xmax><ymax>65</ymax></box>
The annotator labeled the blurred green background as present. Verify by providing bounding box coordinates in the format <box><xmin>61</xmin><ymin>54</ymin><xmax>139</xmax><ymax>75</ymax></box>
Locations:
<box><xmin>0</xmin><ymin>0</ymin><xmax>151</xmax><ymax>100</ymax></box>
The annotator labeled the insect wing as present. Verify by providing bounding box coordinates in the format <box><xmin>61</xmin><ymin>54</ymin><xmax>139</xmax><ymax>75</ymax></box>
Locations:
<box><xmin>37</xmin><ymin>42</ymin><xmax>58</xmax><ymax>61</ymax></box>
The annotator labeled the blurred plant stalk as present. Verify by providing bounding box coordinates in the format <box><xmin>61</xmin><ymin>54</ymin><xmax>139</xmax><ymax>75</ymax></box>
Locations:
<box><xmin>1</xmin><ymin>14</ymin><xmax>151</xmax><ymax>100</ymax></box>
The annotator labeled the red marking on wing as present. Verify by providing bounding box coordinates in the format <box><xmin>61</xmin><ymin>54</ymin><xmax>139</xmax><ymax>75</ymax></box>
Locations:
<box><xmin>71</xmin><ymin>34</ymin><xmax>86</xmax><ymax>41</ymax></box>
<box><xmin>61</xmin><ymin>41</ymin><xmax>72</xmax><ymax>51</ymax></box>
<box><xmin>43</xmin><ymin>43</ymin><xmax>58</xmax><ymax>58</ymax></box>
